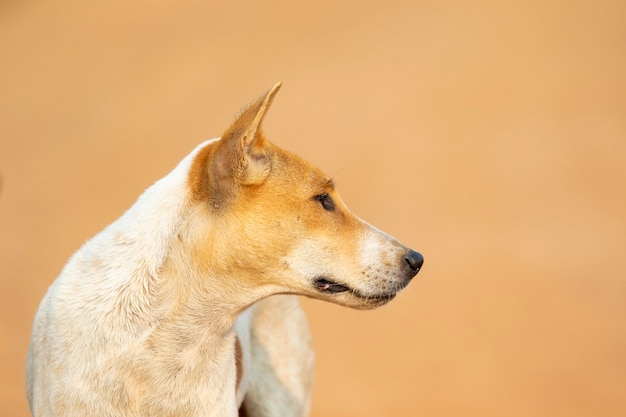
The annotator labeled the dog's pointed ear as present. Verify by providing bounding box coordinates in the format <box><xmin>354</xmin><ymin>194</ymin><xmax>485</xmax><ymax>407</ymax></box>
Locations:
<box><xmin>210</xmin><ymin>82</ymin><xmax>281</xmax><ymax>198</ymax></box>
<box><xmin>234</xmin><ymin>81</ymin><xmax>281</xmax><ymax>152</ymax></box>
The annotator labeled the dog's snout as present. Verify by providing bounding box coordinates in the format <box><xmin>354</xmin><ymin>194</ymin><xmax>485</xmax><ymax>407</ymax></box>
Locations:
<box><xmin>404</xmin><ymin>250</ymin><xmax>424</xmax><ymax>277</ymax></box>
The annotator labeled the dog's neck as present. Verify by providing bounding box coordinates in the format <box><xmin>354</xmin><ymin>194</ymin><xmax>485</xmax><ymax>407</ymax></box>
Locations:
<box><xmin>156</xmin><ymin>237</ymin><xmax>271</xmax><ymax>337</ymax></box>
<box><xmin>95</xmin><ymin>139</ymin><xmax>271</xmax><ymax>337</ymax></box>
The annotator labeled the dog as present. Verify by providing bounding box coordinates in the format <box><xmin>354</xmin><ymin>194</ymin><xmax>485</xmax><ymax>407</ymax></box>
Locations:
<box><xmin>26</xmin><ymin>83</ymin><xmax>423</xmax><ymax>417</ymax></box>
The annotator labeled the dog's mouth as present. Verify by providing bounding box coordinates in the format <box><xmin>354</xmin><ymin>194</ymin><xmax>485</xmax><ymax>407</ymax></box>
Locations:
<box><xmin>313</xmin><ymin>277</ymin><xmax>350</xmax><ymax>293</ymax></box>
<box><xmin>313</xmin><ymin>277</ymin><xmax>397</xmax><ymax>303</ymax></box>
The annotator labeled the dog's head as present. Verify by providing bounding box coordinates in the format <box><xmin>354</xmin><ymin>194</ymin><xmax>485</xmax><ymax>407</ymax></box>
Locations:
<box><xmin>187</xmin><ymin>83</ymin><xmax>423</xmax><ymax>310</ymax></box>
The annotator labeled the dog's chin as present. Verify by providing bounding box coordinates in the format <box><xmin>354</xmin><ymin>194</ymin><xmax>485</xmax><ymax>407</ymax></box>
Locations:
<box><xmin>311</xmin><ymin>277</ymin><xmax>397</xmax><ymax>310</ymax></box>
<box><xmin>346</xmin><ymin>291</ymin><xmax>397</xmax><ymax>310</ymax></box>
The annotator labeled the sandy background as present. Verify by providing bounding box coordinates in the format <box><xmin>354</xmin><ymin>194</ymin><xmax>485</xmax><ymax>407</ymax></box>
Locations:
<box><xmin>1</xmin><ymin>1</ymin><xmax>625</xmax><ymax>416</ymax></box>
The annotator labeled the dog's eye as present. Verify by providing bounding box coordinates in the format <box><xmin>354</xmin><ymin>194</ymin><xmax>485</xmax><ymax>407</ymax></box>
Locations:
<box><xmin>314</xmin><ymin>193</ymin><xmax>335</xmax><ymax>211</ymax></box>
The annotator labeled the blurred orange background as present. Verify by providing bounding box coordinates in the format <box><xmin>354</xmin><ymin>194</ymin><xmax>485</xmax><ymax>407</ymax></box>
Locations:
<box><xmin>1</xmin><ymin>1</ymin><xmax>625</xmax><ymax>416</ymax></box>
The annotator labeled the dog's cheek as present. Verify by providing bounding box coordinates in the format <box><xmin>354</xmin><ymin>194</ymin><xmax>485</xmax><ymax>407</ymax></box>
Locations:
<box><xmin>281</xmin><ymin>239</ymin><xmax>332</xmax><ymax>286</ymax></box>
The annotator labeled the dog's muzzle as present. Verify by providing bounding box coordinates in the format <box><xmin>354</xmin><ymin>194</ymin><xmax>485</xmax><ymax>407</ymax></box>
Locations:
<box><xmin>313</xmin><ymin>249</ymin><xmax>424</xmax><ymax>298</ymax></box>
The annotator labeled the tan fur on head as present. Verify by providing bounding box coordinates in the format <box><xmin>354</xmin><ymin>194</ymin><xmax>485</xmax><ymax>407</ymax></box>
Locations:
<box><xmin>185</xmin><ymin>88</ymin><xmax>420</xmax><ymax>310</ymax></box>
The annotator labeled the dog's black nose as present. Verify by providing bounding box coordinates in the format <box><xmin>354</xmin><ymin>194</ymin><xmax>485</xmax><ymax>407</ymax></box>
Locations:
<box><xmin>405</xmin><ymin>250</ymin><xmax>424</xmax><ymax>276</ymax></box>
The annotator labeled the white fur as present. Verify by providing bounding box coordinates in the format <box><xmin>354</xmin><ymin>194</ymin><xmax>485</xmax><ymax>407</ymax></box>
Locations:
<box><xmin>26</xmin><ymin>139</ymin><xmax>314</xmax><ymax>417</ymax></box>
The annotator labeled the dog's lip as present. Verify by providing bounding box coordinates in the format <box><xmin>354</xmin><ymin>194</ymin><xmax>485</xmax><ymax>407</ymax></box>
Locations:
<box><xmin>353</xmin><ymin>289</ymin><xmax>397</xmax><ymax>302</ymax></box>
<box><xmin>313</xmin><ymin>276</ymin><xmax>397</xmax><ymax>302</ymax></box>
